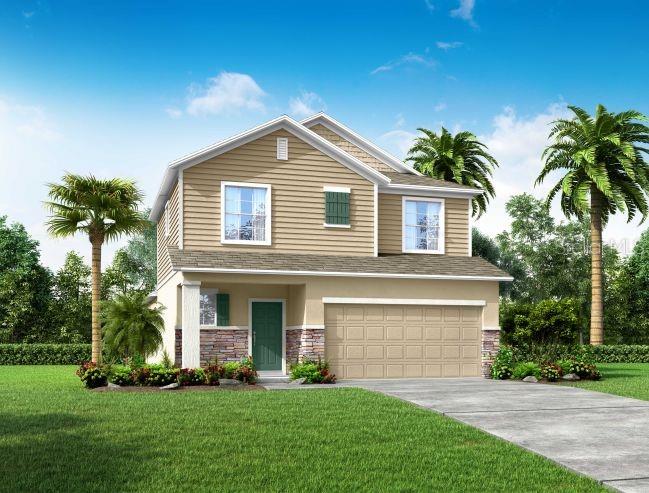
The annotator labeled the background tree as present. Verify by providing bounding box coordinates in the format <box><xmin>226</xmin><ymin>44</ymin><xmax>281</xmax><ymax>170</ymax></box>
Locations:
<box><xmin>50</xmin><ymin>251</ymin><xmax>92</xmax><ymax>343</ymax></box>
<box><xmin>102</xmin><ymin>291</ymin><xmax>164</xmax><ymax>363</ymax></box>
<box><xmin>537</xmin><ymin>105</ymin><xmax>649</xmax><ymax>345</ymax></box>
<box><xmin>102</xmin><ymin>217</ymin><xmax>156</xmax><ymax>297</ymax></box>
<box><xmin>407</xmin><ymin>127</ymin><xmax>498</xmax><ymax>216</ymax></box>
<box><xmin>0</xmin><ymin>216</ymin><xmax>52</xmax><ymax>342</ymax></box>
<box><xmin>45</xmin><ymin>174</ymin><xmax>148</xmax><ymax>363</ymax></box>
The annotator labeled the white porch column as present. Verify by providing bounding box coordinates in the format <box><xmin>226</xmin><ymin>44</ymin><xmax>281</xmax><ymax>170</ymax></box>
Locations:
<box><xmin>181</xmin><ymin>280</ymin><xmax>201</xmax><ymax>368</ymax></box>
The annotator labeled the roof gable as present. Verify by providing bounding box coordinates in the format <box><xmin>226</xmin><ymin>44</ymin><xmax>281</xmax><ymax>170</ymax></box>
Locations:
<box><xmin>150</xmin><ymin>115</ymin><xmax>389</xmax><ymax>221</ymax></box>
<box><xmin>300</xmin><ymin>113</ymin><xmax>421</xmax><ymax>175</ymax></box>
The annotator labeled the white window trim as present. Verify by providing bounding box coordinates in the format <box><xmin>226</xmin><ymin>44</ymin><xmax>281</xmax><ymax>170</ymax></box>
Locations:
<box><xmin>323</xmin><ymin>185</ymin><xmax>351</xmax><ymax>228</ymax></box>
<box><xmin>199</xmin><ymin>288</ymin><xmax>219</xmax><ymax>328</ymax></box>
<box><xmin>402</xmin><ymin>196</ymin><xmax>445</xmax><ymax>254</ymax></box>
<box><xmin>220</xmin><ymin>181</ymin><xmax>272</xmax><ymax>246</ymax></box>
<box><xmin>323</xmin><ymin>223</ymin><xmax>351</xmax><ymax>229</ymax></box>
<box><xmin>323</xmin><ymin>185</ymin><xmax>351</xmax><ymax>193</ymax></box>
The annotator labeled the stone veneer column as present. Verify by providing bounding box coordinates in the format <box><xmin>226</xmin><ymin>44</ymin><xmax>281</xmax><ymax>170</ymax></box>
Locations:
<box><xmin>481</xmin><ymin>328</ymin><xmax>500</xmax><ymax>378</ymax></box>
<box><xmin>181</xmin><ymin>280</ymin><xmax>201</xmax><ymax>368</ymax></box>
<box><xmin>286</xmin><ymin>327</ymin><xmax>325</xmax><ymax>365</ymax></box>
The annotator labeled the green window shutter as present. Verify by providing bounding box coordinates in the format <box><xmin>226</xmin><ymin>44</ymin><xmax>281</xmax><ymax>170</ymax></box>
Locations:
<box><xmin>325</xmin><ymin>191</ymin><xmax>350</xmax><ymax>225</ymax></box>
<box><xmin>216</xmin><ymin>293</ymin><xmax>230</xmax><ymax>326</ymax></box>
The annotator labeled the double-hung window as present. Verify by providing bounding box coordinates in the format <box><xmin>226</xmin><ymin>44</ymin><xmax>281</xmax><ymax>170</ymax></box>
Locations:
<box><xmin>402</xmin><ymin>197</ymin><xmax>444</xmax><ymax>254</ymax></box>
<box><xmin>221</xmin><ymin>182</ymin><xmax>271</xmax><ymax>245</ymax></box>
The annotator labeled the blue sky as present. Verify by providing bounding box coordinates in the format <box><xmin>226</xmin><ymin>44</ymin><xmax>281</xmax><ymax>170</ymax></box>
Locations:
<box><xmin>1</xmin><ymin>0</ymin><xmax>648</xmax><ymax>268</ymax></box>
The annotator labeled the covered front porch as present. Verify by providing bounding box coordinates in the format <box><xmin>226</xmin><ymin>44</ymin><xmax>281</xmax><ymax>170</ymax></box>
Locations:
<box><xmin>171</xmin><ymin>275</ymin><xmax>324</xmax><ymax>373</ymax></box>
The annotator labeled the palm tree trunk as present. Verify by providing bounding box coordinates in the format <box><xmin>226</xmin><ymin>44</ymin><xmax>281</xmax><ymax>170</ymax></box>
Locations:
<box><xmin>590</xmin><ymin>185</ymin><xmax>604</xmax><ymax>345</ymax></box>
<box><xmin>91</xmin><ymin>236</ymin><xmax>103</xmax><ymax>363</ymax></box>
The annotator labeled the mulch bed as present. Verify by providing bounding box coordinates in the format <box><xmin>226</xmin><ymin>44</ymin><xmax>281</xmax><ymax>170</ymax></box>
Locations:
<box><xmin>92</xmin><ymin>384</ymin><xmax>265</xmax><ymax>392</ymax></box>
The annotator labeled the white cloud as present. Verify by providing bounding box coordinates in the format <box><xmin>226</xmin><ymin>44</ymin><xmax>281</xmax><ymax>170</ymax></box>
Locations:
<box><xmin>395</xmin><ymin>113</ymin><xmax>405</xmax><ymax>128</ymax></box>
<box><xmin>371</xmin><ymin>52</ymin><xmax>436</xmax><ymax>75</ymax></box>
<box><xmin>434</xmin><ymin>102</ymin><xmax>447</xmax><ymax>112</ymax></box>
<box><xmin>450</xmin><ymin>0</ymin><xmax>476</xmax><ymax>26</ymax></box>
<box><xmin>165</xmin><ymin>107</ymin><xmax>182</xmax><ymax>118</ymax></box>
<box><xmin>0</xmin><ymin>100</ymin><xmax>60</xmax><ymax>142</ymax></box>
<box><xmin>436</xmin><ymin>41</ymin><xmax>463</xmax><ymax>50</ymax></box>
<box><xmin>380</xmin><ymin>129</ymin><xmax>418</xmax><ymax>156</ymax></box>
<box><xmin>424</xmin><ymin>0</ymin><xmax>435</xmax><ymax>12</ymax></box>
<box><xmin>186</xmin><ymin>72</ymin><xmax>266</xmax><ymax>116</ymax></box>
<box><xmin>22</xmin><ymin>11</ymin><xmax>35</xmax><ymax>19</ymax></box>
<box><xmin>288</xmin><ymin>90</ymin><xmax>326</xmax><ymax>118</ymax></box>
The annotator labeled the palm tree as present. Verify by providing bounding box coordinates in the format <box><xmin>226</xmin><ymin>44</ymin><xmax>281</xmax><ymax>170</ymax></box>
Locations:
<box><xmin>102</xmin><ymin>291</ymin><xmax>164</xmax><ymax>363</ymax></box>
<box><xmin>537</xmin><ymin>105</ymin><xmax>649</xmax><ymax>345</ymax></box>
<box><xmin>407</xmin><ymin>127</ymin><xmax>499</xmax><ymax>216</ymax></box>
<box><xmin>45</xmin><ymin>174</ymin><xmax>149</xmax><ymax>363</ymax></box>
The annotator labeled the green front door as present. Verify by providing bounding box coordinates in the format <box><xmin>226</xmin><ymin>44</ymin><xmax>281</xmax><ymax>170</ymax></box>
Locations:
<box><xmin>251</xmin><ymin>302</ymin><xmax>283</xmax><ymax>371</ymax></box>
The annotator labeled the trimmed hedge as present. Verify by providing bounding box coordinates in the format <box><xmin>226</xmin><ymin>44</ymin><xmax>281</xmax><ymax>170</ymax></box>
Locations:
<box><xmin>511</xmin><ymin>344</ymin><xmax>649</xmax><ymax>364</ymax></box>
<box><xmin>0</xmin><ymin>344</ymin><xmax>91</xmax><ymax>365</ymax></box>
<box><xmin>591</xmin><ymin>345</ymin><xmax>649</xmax><ymax>363</ymax></box>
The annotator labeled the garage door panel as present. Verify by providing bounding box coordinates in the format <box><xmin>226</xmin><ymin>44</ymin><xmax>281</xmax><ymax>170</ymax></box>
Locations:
<box><xmin>325</xmin><ymin>304</ymin><xmax>482</xmax><ymax>379</ymax></box>
<box><xmin>366</xmin><ymin>326</ymin><xmax>384</xmax><ymax>340</ymax></box>
<box><xmin>406</xmin><ymin>326</ymin><xmax>423</xmax><ymax>340</ymax></box>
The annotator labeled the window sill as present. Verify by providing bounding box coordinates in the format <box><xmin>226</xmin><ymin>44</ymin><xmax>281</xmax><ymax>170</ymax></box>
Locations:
<box><xmin>402</xmin><ymin>249</ymin><xmax>445</xmax><ymax>255</ymax></box>
<box><xmin>323</xmin><ymin>223</ymin><xmax>351</xmax><ymax>229</ymax></box>
<box><xmin>221</xmin><ymin>239</ymin><xmax>271</xmax><ymax>246</ymax></box>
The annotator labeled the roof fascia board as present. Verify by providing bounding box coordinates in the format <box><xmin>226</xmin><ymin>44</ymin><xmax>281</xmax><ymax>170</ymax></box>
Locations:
<box><xmin>301</xmin><ymin>113</ymin><xmax>422</xmax><ymax>175</ymax></box>
<box><xmin>379</xmin><ymin>184</ymin><xmax>482</xmax><ymax>198</ymax></box>
<box><xmin>178</xmin><ymin>266</ymin><xmax>513</xmax><ymax>282</ymax></box>
<box><xmin>150</xmin><ymin>115</ymin><xmax>390</xmax><ymax>221</ymax></box>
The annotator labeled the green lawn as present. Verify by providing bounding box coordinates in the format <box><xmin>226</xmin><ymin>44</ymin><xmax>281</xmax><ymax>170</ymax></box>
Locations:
<box><xmin>567</xmin><ymin>363</ymin><xmax>649</xmax><ymax>401</ymax></box>
<box><xmin>0</xmin><ymin>366</ymin><xmax>604</xmax><ymax>493</ymax></box>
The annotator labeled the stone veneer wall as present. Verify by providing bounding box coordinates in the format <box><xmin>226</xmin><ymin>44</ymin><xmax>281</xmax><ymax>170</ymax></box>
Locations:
<box><xmin>286</xmin><ymin>328</ymin><xmax>325</xmax><ymax>365</ymax></box>
<box><xmin>481</xmin><ymin>329</ymin><xmax>500</xmax><ymax>378</ymax></box>
<box><xmin>200</xmin><ymin>329</ymin><xmax>249</xmax><ymax>365</ymax></box>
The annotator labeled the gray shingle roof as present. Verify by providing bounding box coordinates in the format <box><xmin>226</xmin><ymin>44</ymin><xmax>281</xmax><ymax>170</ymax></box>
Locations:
<box><xmin>383</xmin><ymin>172</ymin><xmax>479</xmax><ymax>191</ymax></box>
<box><xmin>167</xmin><ymin>247</ymin><xmax>511</xmax><ymax>280</ymax></box>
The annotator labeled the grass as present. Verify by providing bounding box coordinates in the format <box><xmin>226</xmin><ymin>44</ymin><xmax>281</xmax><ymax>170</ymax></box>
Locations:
<box><xmin>0</xmin><ymin>366</ymin><xmax>605</xmax><ymax>493</ymax></box>
<box><xmin>566</xmin><ymin>363</ymin><xmax>649</xmax><ymax>401</ymax></box>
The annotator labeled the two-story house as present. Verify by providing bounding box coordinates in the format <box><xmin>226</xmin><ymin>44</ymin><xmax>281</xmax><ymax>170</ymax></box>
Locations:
<box><xmin>149</xmin><ymin>113</ymin><xmax>511</xmax><ymax>379</ymax></box>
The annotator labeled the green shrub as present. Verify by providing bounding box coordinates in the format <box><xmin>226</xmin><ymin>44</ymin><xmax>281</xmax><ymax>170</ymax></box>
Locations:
<box><xmin>569</xmin><ymin>361</ymin><xmax>601</xmax><ymax>380</ymax></box>
<box><xmin>222</xmin><ymin>362</ymin><xmax>240</xmax><ymax>379</ymax></box>
<box><xmin>0</xmin><ymin>344</ymin><xmax>91</xmax><ymax>365</ymax></box>
<box><xmin>512</xmin><ymin>362</ymin><xmax>541</xmax><ymax>379</ymax></box>
<box><xmin>591</xmin><ymin>345</ymin><xmax>649</xmax><ymax>363</ymax></box>
<box><xmin>75</xmin><ymin>362</ymin><xmax>107</xmax><ymax>388</ymax></box>
<box><xmin>178</xmin><ymin>368</ymin><xmax>206</xmax><ymax>386</ymax></box>
<box><xmin>540</xmin><ymin>363</ymin><xmax>561</xmax><ymax>382</ymax></box>
<box><xmin>490</xmin><ymin>346</ymin><xmax>514</xmax><ymax>380</ymax></box>
<box><xmin>290</xmin><ymin>358</ymin><xmax>336</xmax><ymax>384</ymax></box>
<box><xmin>556</xmin><ymin>359</ymin><xmax>573</xmax><ymax>375</ymax></box>
<box><xmin>511</xmin><ymin>344</ymin><xmax>594</xmax><ymax>365</ymax></box>
<box><xmin>204</xmin><ymin>364</ymin><xmax>223</xmax><ymax>385</ymax></box>
<box><xmin>108</xmin><ymin>365</ymin><xmax>134</xmax><ymax>386</ymax></box>
<box><xmin>145</xmin><ymin>365</ymin><xmax>178</xmax><ymax>386</ymax></box>
<box><xmin>232</xmin><ymin>356</ymin><xmax>257</xmax><ymax>384</ymax></box>
<box><xmin>500</xmin><ymin>299</ymin><xmax>581</xmax><ymax>346</ymax></box>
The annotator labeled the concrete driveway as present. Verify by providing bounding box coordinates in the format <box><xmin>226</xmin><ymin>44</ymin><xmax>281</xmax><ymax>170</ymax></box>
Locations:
<box><xmin>339</xmin><ymin>378</ymin><xmax>649</xmax><ymax>493</ymax></box>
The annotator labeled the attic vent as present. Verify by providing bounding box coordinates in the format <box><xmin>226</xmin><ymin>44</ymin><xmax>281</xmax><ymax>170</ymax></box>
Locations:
<box><xmin>276</xmin><ymin>137</ymin><xmax>288</xmax><ymax>160</ymax></box>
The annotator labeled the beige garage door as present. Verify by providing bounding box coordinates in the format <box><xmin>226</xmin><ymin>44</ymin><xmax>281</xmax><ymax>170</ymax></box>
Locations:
<box><xmin>325</xmin><ymin>304</ymin><xmax>482</xmax><ymax>379</ymax></box>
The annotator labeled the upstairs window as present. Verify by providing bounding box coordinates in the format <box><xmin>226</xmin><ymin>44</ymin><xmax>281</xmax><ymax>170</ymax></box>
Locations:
<box><xmin>221</xmin><ymin>182</ymin><xmax>271</xmax><ymax>245</ymax></box>
<box><xmin>402</xmin><ymin>197</ymin><xmax>444</xmax><ymax>254</ymax></box>
<box><xmin>324</xmin><ymin>186</ymin><xmax>350</xmax><ymax>227</ymax></box>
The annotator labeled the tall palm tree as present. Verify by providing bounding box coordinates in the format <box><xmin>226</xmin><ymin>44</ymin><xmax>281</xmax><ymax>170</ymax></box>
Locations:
<box><xmin>407</xmin><ymin>127</ymin><xmax>499</xmax><ymax>216</ymax></box>
<box><xmin>46</xmin><ymin>174</ymin><xmax>148</xmax><ymax>363</ymax></box>
<box><xmin>102</xmin><ymin>291</ymin><xmax>164</xmax><ymax>363</ymax></box>
<box><xmin>537</xmin><ymin>105</ymin><xmax>649</xmax><ymax>345</ymax></box>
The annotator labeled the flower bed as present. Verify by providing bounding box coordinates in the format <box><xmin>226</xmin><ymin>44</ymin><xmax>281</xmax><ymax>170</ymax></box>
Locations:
<box><xmin>289</xmin><ymin>358</ymin><xmax>336</xmax><ymax>384</ymax></box>
<box><xmin>491</xmin><ymin>345</ymin><xmax>601</xmax><ymax>382</ymax></box>
<box><xmin>75</xmin><ymin>356</ymin><xmax>258</xmax><ymax>389</ymax></box>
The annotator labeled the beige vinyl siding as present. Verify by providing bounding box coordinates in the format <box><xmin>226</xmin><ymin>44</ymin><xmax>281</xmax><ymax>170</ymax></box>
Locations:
<box><xmin>309</xmin><ymin>124</ymin><xmax>395</xmax><ymax>173</ymax></box>
<box><xmin>378</xmin><ymin>193</ymin><xmax>470</xmax><ymax>256</ymax></box>
<box><xmin>183</xmin><ymin>129</ymin><xmax>375</xmax><ymax>256</ymax></box>
<box><xmin>156</xmin><ymin>183</ymin><xmax>180</xmax><ymax>284</ymax></box>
